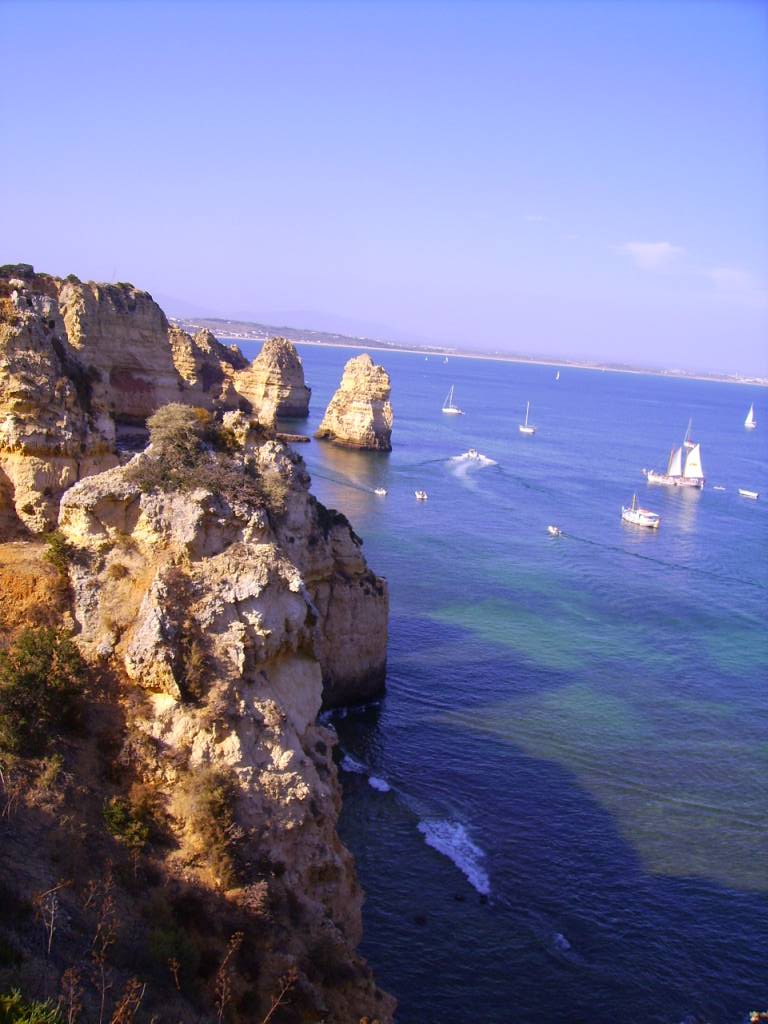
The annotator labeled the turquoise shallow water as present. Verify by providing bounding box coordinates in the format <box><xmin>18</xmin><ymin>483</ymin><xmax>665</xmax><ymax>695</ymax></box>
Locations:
<box><xmin>241</xmin><ymin>342</ymin><xmax>767</xmax><ymax>1022</ymax></box>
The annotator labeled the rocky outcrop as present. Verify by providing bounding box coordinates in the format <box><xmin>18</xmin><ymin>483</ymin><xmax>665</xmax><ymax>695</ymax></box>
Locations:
<box><xmin>169</xmin><ymin>326</ymin><xmax>249</xmax><ymax>410</ymax></box>
<box><xmin>57</xmin><ymin>419</ymin><xmax>393</xmax><ymax>1020</ymax></box>
<box><xmin>0</xmin><ymin>273</ymin><xmax>118</xmax><ymax>533</ymax></box>
<box><xmin>0</xmin><ymin>267</ymin><xmax>275</xmax><ymax>533</ymax></box>
<box><xmin>234</xmin><ymin>337</ymin><xmax>311</xmax><ymax>421</ymax></box>
<box><xmin>315</xmin><ymin>353</ymin><xmax>393</xmax><ymax>450</ymax></box>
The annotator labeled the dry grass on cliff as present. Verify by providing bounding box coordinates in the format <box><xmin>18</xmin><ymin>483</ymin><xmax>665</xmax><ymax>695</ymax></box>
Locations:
<box><xmin>124</xmin><ymin>403</ymin><xmax>290</xmax><ymax>521</ymax></box>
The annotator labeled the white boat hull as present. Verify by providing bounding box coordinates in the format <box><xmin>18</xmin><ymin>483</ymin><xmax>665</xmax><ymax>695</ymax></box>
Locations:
<box><xmin>621</xmin><ymin>506</ymin><xmax>661</xmax><ymax>528</ymax></box>
<box><xmin>519</xmin><ymin>425</ymin><xmax>535</xmax><ymax>435</ymax></box>
<box><xmin>442</xmin><ymin>407</ymin><xmax>463</xmax><ymax>415</ymax></box>
<box><xmin>745</xmin><ymin>423</ymin><xmax>756</xmax><ymax>431</ymax></box>
<box><xmin>738</xmin><ymin>489</ymin><xmax>759</xmax><ymax>500</ymax></box>
<box><xmin>645</xmin><ymin>470</ymin><xmax>703</xmax><ymax>489</ymax></box>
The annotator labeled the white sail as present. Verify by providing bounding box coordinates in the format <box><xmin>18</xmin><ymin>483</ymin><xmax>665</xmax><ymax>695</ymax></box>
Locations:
<box><xmin>683</xmin><ymin>443</ymin><xmax>703</xmax><ymax>479</ymax></box>
<box><xmin>444</xmin><ymin>386</ymin><xmax>454</xmax><ymax>407</ymax></box>
<box><xmin>667</xmin><ymin>447</ymin><xmax>683</xmax><ymax>477</ymax></box>
<box><xmin>745</xmin><ymin>403</ymin><xmax>756</xmax><ymax>428</ymax></box>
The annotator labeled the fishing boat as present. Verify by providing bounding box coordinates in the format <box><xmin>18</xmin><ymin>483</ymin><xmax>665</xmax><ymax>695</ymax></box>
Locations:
<box><xmin>519</xmin><ymin>401</ymin><xmax>536</xmax><ymax>435</ymax></box>
<box><xmin>738</xmin><ymin>488</ymin><xmax>759</xmax><ymax>500</ymax></box>
<box><xmin>373</xmin><ymin>488</ymin><xmax>387</xmax><ymax>496</ymax></box>
<box><xmin>645</xmin><ymin>422</ymin><xmax>705</xmax><ymax>488</ymax></box>
<box><xmin>744</xmin><ymin>404</ymin><xmax>757</xmax><ymax>430</ymax></box>
<box><xmin>414</xmin><ymin>490</ymin><xmax>428</xmax><ymax>501</ymax></box>
<box><xmin>547</xmin><ymin>525</ymin><xmax>562</xmax><ymax>536</ymax></box>
<box><xmin>621</xmin><ymin>494</ymin><xmax>661</xmax><ymax>529</ymax></box>
<box><xmin>442</xmin><ymin>385</ymin><xmax>464</xmax><ymax>415</ymax></box>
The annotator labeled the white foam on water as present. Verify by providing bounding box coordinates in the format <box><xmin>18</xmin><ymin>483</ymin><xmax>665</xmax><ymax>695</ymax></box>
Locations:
<box><xmin>448</xmin><ymin>451</ymin><xmax>498</xmax><ymax>467</ymax></box>
<box><xmin>340</xmin><ymin>753</ymin><xmax>367</xmax><ymax>774</ymax></box>
<box><xmin>417</xmin><ymin>819</ymin><xmax>491</xmax><ymax>895</ymax></box>
<box><xmin>368</xmin><ymin>775</ymin><xmax>391</xmax><ymax>792</ymax></box>
<box><xmin>553</xmin><ymin>932</ymin><xmax>571</xmax><ymax>952</ymax></box>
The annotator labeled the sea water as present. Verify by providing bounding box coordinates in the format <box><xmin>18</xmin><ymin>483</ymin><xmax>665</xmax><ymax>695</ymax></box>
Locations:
<box><xmin>239</xmin><ymin>342</ymin><xmax>767</xmax><ymax>1023</ymax></box>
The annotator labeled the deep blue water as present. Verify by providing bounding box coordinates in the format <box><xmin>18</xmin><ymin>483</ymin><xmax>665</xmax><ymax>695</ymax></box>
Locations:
<box><xmin>241</xmin><ymin>342</ymin><xmax>767</xmax><ymax>1023</ymax></box>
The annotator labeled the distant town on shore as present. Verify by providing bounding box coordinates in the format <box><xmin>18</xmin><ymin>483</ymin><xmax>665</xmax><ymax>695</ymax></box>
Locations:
<box><xmin>172</xmin><ymin>314</ymin><xmax>767</xmax><ymax>388</ymax></box>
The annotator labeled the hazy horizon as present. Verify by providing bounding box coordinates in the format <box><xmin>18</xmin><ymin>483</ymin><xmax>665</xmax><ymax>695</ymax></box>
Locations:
<box><xmin>3</xmin><ymin>0</ymin><xmax>767</xmax><ymax>376</ymax></box>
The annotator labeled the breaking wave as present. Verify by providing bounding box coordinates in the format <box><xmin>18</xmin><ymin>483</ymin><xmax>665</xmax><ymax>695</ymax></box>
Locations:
<box><xmin>340</xmin><ymin>753</ymin><xmax>367</xmax><ymax>774</ymax></box>
<box><xmin>416</xmin><ymin>819</ymin><xmax>490</xmax><ymax>895</ymax></box>
<box><xmin>368</xmin><ymin>775</ymin><xmax>391</xmax><ymax>792</ymax></box>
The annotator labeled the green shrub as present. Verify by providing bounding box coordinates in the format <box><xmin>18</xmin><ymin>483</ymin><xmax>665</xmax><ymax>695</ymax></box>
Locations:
<box><xmin>64</xmin><ymin>274</ymin><xmax>81</xmax><ymax>285</ymax></box>
<box><xmin>148</xmin><ymin>924</ymin><xmax>200</xmax><ymax>984</ymax></box>
<box><xmin>103</xmin><ymin>796</ymin><xmax>150</xmax><ymax>853</ymax></box>
<box><xmin>43</xmin><ymin>531</ymin><xmax>72</xmax><ymax>577</ymax></box>
<box><xmin>0</xmin><ymin>990</ymin><xmax>62</xmax><ymax>1024</ymax></box>
<box><xmin>0</xmin><ymin>628</ymin><xmax>85</xmax><ymax>755</ymax></box>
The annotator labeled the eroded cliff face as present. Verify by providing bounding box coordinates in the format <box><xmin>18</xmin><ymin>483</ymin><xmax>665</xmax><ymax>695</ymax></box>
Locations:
<box><xmin>53</xmin><ymin>416</ymin><xmax>392</xmax><ymax>1020</ymax></box>
<box><xmin>234</xmin><ymin>337</ymin><xmax>311</xmax><ymax>422</ymax></box>
<box><xmin>315</xmin><ymin>354</ymin><xmax>393</xmax><ymax>451</ymax></box>
<box><xmin>0</xmin><ymin>269</ymin><xmax>306</xmax><ymax>534</ymax></box>
<box><xmin>0</xmin><ymin>272</ymin><xmax>118</xmax><ymax>535</ymax></box>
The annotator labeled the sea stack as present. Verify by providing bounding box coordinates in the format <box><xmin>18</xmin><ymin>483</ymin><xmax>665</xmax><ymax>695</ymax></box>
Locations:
<box><xmin>234</xmin><ymin>336</ymin><xmax>311</xmax><ymax>422</ymax></box>
<box><xmin>315</xmin><ymin>353</ymin><xmax>393</xmax><ymax>450</ymax></box>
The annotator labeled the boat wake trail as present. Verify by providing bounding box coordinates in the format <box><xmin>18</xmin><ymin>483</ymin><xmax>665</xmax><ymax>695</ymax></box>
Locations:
<box><xmin>566</xmin><ymin>533</ymin><xmax>767</xmax><ymax>591</ymax></box>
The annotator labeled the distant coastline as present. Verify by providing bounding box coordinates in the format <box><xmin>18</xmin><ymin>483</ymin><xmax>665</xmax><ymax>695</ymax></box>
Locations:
<box><xmin>171</xmin><ymin>315</ymin><xmax>768</xmax><ymax>388</ymax></box>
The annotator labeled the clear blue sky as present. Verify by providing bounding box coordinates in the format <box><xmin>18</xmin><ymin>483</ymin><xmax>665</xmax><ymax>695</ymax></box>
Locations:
<box><xmin>2</xmin><ymin>0</ymin><xmax>767</xmax><ymax>375</ymax></box>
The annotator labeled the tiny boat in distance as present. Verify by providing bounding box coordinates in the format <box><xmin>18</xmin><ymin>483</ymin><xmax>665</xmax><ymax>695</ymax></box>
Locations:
<box><xmin>519</xmin><ymin>401</ymin><xmax>536</xmax><ymax>435</ymax></box>
<box><xmin>555</xmin><ymin>370</ymin><xmax>560</xmax><ymax>381</ymax></box>
<box><xmin>621</xmin><ymin>494</ymin><xmax>660</xmax><ymax>529</ymax></box>
<box><xmin>738</xmin><ymin>488</ymin><xmax>759</xmax><ymax>500</ymax></box>
<box><xmin>373</xmin><ymin>487</ymin><xmax>387</xmax><ymax>496</ymax></box>
<box><xmin>713</xmin><ymin>485</ymin><xmax>726</xmax><ymax>491</ymax></box>
<box><xmin>442</xmin><ymin>386</ymin><xmax>464</xmax><ymax>415</ymax></box>
<box><xmin>744</xmin><ymin>404</ymin><xmax>757</xmax><ymax>430</ymax></box>
<box><xmin>414</xmin><ymin>490</ymin><xmax>428</xmax><ymax>501</ymax></box>
<box><xmin>547</xmin><ymin>525</ymin><xmax>562</xmax><ymax>537</ymax></box>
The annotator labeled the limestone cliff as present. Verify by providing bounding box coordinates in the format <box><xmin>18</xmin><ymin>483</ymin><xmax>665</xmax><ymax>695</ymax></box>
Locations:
<box><xmin>0</xmin><ymin>270</ymin><xmax>118</xmax><ymax>534</ymax></box>
<box><xmin>0</xmin><ymin>268</ymin><xmax>303</xmax><ymax>535</ymax></box>
<box><xmin>169</xmin><ymin>326</ymin><xmax>250</xmax><ymax>411</ymax></box>
<box><xmin>233</xmin><ymin>337</ymin><xmax>311</xmax><ymax>421</ymax></box>
<box><xmin>315</xmin><ymin>354</ymin><xmax>393</xmax><ymax>451</ymax></box>
<box><xmin>49</xmin><ymin>414</ymin><xmax>392</xmax><ymax>1020</ymax></box>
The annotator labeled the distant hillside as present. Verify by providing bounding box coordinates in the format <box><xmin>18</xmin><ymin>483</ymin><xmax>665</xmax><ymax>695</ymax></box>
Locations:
<box><xmin>172</xmin><ymin>315</ymin><xmax>452</xmax><ymax>354</ymax></box>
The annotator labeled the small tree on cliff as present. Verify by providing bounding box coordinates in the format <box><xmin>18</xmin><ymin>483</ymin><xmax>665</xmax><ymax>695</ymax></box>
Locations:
<box><xmin>146</xmin><ymin>404</ymin><xmax>212</xmax><ymax>467</ymax></box>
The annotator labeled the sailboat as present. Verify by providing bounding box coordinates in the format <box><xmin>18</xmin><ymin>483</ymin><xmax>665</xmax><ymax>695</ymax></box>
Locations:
<box><xmin>519</xmin><ymin>401</ymin><xmax>535</xmax><ymax>435</ymax></box>
<box><xmin>621</xmin><ymin>493</ymin><xmax>661</xmax><ymax>529</ymax></box>
<box><xmin>744</xmin><ymin>404</ymin><xmax>757</xmax><ymax>430</ymax></box>
<box><xmin>442</xmin><ymin>385</ymin><xmax>464</xmax><ymax>415</ymax></box>
<box><xmin>555</xmin><ymin>370</ymin><xmax>560</xmax><ymax>381</ymax></box>
<box><xmin>645</xmin><ymin>422</ymin><xmax>705</xmax><ymax>488</ymax></box>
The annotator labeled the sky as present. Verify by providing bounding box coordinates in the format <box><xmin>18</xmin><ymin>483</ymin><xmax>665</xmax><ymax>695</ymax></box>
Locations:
<box><xmin>2</xmin><ymin>0</ymin><xmax>767</xmax><ymax>375</ymax></box>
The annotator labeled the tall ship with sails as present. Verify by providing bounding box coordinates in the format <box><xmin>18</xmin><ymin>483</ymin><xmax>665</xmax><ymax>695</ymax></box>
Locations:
<box><xmin>645</xmin><ymin>420</ymin><xmax>705</xmax><ymax>489</ymax></box>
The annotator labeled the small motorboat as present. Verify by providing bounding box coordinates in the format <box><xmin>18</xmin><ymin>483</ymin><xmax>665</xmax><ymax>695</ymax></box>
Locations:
<box><xmin>547</xmin><ymin>525</ymin><xmax>562</xmax><ymax>537</ymax></box>
<box><xmin>414</xmin><ymin>490</ymin><xmax>429</xmax><ymax>501</ymax></box>
<box><xmin>621</xmin><ymin>494</ymin><xmax>661</xmax><ymax>529</ymax></box>
<box><xmin>373</xmin><ymin>488</ymin><xmax>387</xmax><ymax>496</ymax></box>
<box><xmin>738</xmin><ymin>488</ymin><xmax>759</xmax><ymax>500</ymax></box>
<box><xmin>713</xmin><ymin>485</ymin><xmax>726</xmax><ymax>491</ymax></box>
